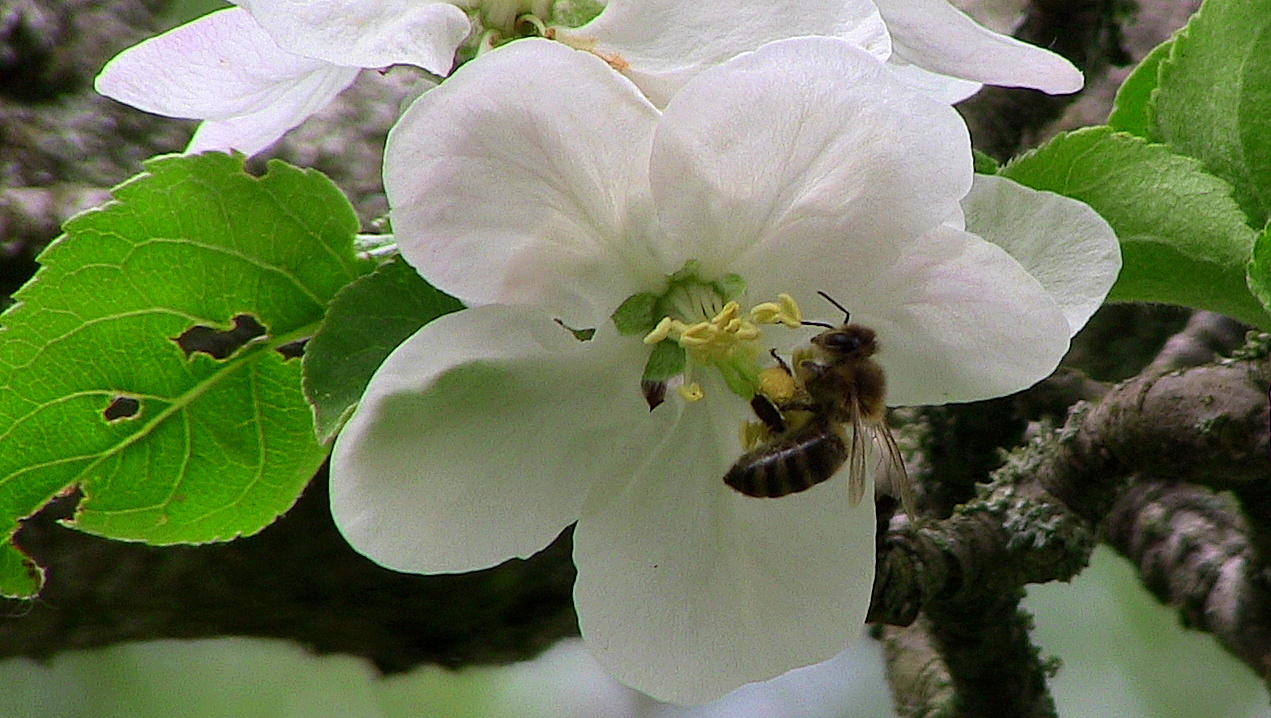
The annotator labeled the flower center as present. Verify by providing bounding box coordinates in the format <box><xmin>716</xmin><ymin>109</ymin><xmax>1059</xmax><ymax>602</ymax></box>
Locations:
<box><xmin>460</xmin><ymin>0</ymin><xmax>606</xmax><ymax>56</ymax></box>
<box><xmin>610</xmin><ymin>262</ymin><xmax>803</xmax><ymax>406</ymax></box>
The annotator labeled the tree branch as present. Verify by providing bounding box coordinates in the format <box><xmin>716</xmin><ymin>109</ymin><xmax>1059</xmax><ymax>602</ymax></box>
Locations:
<box><xmin>872</xmin><ymin>346</ymin><xmax>1271</xmax><ymax>713</ymax></box>
<box><xmin>4</xmin><ymin>475</ymin><xmax>580</xmax><ymax>672</ymax></box>
<box><xmin>1104</xmin><ymin>477</ymin><xmax>1271</xmax><ymax>686</ymax></box>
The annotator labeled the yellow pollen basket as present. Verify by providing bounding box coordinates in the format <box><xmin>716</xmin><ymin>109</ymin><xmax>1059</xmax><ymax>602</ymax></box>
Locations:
<box><xmin>758</xmin><ymin>365</ymin><xmax>797</xmax><ymax>403</ymax></box>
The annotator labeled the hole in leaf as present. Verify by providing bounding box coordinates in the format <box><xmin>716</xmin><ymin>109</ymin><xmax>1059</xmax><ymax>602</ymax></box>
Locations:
<box><xmin>554</xmin><ymin>318</ymin><xmax>596</xmax><ymax>341</ymax></box>
<box><xmin>174</xmin><ymin>314</ymin><xmax>267</xmax><ymax>360</ymax></box>
<box><xmin>276</xmin><ymin>338</ymin><xmax>308</xmax><ymax>360</ymax></box>
<box><xmin>103</xmin><ymin>396</ymin><xmax>141</xmax><ymax>421</ymax></box>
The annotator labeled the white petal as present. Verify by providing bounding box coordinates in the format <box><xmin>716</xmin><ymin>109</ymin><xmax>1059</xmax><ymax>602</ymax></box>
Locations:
<box><xmin>573</xmin><ymin>391</ymin><xmax>876</xmax><ymax>703</ymax></box>
<box><xmin>875</xmin><ymin>0</ymin><xmax>1083</xmax><ymax>94</ymax></box>
<box><xmin>182</xmin><ymin>63</ymin><xmax>358</xmax><ymax>155</ymax></box>
<box><xmin>384</xmin><ymin>40</ymin><xmax>664</xmax><ymax>327</ymax></box>
<box><xmin>555</xmin><ymin>0</ymin><xmax>890</xmax><ymax>107</ymax></box>
<box><xmin>962</xmin><ymin>174</ymin><xmax>1120</xmax><ymax>336</ymax></box>
<box><xmin>95</xmin><ymin>8</ymin><xmax>357</xmax><ymax>155</ymax></box>
<box><xmin>235</xmin><ymin>0</ymin><xmax>470</xmax><ymax>74</ymax></box>
<box><xmin>830</xmin><ymin>224</ymin><xmax>1072</xmax><ymax>406</ymax></box>
<box><xmin>330</xmin><ymin>305</ymin><xmax>662</xmax><ymax>574</ymax></box>
<box><xmin>650</xmin><ymin>37</ymin><xmax>971</xmax><ymax>282</ymax></box>
<box><xmin>886</xmin><ymin>60</ymin><xmax>982</xmax><ymax>104</ymax></box>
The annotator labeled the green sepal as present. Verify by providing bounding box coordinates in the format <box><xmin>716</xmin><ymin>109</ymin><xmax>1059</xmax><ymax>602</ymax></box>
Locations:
<box><xmin>666</xmin><ymin>259</ymin><xmax>703</xmax><ymax>284</ymax></box>
<box><xmin>611</xmin><ymin>292</ymin><xmax>660</xmax><ymax>336</ymax></box>
<box><xmin>550</xmin><ymin>0</ymin><xmax>606</xmax><ymax>28</ymax></box>
<box><xmin>642</xmin><ymin>341</ymin><xmax>686</xmax><ymax>382</ymax></box>
<box><xmin>711</xmin><ymin>274</ymin><xmax>747</xmax><ymax>303</ymax></box>
<box><xmin>559</xmin><ymin>324</ymin><xmax>596</xmax><ymax>341</ymax></box>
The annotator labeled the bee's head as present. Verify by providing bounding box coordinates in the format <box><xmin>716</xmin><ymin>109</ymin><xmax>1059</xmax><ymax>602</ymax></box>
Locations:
<box><xmin>802</xmin><ymin>292</ymin><xmax>876</xmax><ymax>359</ymax></box>
<box><xmin>813</xmin><ymin>325</ymin><xmax>877</xmax><ymax>359</ymax></box>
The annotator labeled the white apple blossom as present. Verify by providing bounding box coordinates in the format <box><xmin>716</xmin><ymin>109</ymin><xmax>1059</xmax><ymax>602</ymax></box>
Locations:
<box><xmin>328</xmin><ymin>37</ymin><xmax>1117</xmax><ymax>703</ymax></box>
<box><xmin>556</xmin><ymin>0</ymin><xmax>1082</xmax><ymax>106</ymax></box>
<box><xmin>95</xmin><ymin>0</ymin><xmax>1079</xmax><ymax>156</ymax></box>
<box><xmin>872</xmin><ymin>0</ymin><xmax>1084</xmax><ymax>102</ymax></box>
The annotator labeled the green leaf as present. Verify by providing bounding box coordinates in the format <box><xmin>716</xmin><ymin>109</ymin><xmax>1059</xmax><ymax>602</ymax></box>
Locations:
<box><xmin>303</xmin><ymin>256</ymin><xmax>463</xmax><ymax>443</ymax></box>
<box><xmin>1107</xmin><ymin>36</ymin><xmax>1174</xmax><ymax>138</ymax></box>
<box><xmin>1151</xmin><ymin>0</ymin><xmax>1271</xmax><ymax>225</ymax></box>
<box><xmin>1002</xmin><ymin>127</ymin><xmax>1269</xmax><ymax>329</ymax></box>
<box><xmin>0</xmin><ymin>542</ymin><xmax>41</xmax><ymax>598</ymax></box>
<box><xmin>0</xmin><ymin>153</ymin><xmax>371</xmax><ymax>597</ymax></box>
<box><xmin>1247</xmin><ymin>224</ymin><xmax>1271</xmax><ymax>313</ymax></box>
<box><xmin>972</xmin><ymin>149</ymin><xmax>1001</xmax><ymax>175</ymax></box>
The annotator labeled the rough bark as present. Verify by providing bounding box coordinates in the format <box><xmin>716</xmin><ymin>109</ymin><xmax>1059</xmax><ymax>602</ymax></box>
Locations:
<box><xmin>872</xmin><ymin>338</ymin><xmax>1271</xmax><ymax>715</ymax></box>
<box><xmin>5</xmin><ymin>474</ymin><xmax>579</xmax><ymax>673</ymax></box>
<box><xmin>1105</xmin><ymin>478</ymin><xmax>1271</xmax><ymax>686</ymax></box>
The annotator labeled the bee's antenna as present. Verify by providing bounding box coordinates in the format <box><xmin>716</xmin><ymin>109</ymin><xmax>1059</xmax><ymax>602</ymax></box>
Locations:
<box><xmin>801</xmin><ymin>320</ymin><xmax>836</xmax><ymax>329</ymax></box>
<box><xmin>816</xmin><ymin>291</ymin><xmax>851</xmax><ymax>323</ymax></box>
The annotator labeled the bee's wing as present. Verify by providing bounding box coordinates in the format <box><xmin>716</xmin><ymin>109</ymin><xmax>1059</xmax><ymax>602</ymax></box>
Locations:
<box><xmin>845</xmin><ymin>402</ymin><xmax>869</xmax><ymax>507</ymax></box>
<box><xmin>873</xmin><ymin>421</ymin><xmax>916</xmax><ymax>519</ymax></box>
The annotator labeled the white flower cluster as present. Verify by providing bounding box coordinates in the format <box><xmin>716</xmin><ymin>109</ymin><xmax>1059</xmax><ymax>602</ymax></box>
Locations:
<box><xmin>96</xmin><ymin>0</ymin><xmax>1119</xmax><ymax>704</ymax></box>
<box><xmin>96</xmin><ymin>0</ymin><xmax>1083</xmax><ymax>155</ymax></box>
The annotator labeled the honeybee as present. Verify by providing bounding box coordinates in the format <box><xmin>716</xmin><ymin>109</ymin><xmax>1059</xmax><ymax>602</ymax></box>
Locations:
<box><xmin>724</xmin><ymin>292</ymin><xmax>914</xmax><ymax>514</ymax></box>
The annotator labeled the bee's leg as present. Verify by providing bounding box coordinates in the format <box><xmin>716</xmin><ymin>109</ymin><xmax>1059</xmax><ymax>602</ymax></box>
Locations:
<box><xmin>750</xmin><ymin>393</ymin><xmax>786</xmax><ymax>433</ymax></box>
<box><xmin>774</xmin><ymin>397</ymin><xmax>818</xmax><ymax>413</ymax></box>
<box><xmin>768</xmin><ymin>348</ymin><xmax>793</xmax><ymax>376</ymax></box>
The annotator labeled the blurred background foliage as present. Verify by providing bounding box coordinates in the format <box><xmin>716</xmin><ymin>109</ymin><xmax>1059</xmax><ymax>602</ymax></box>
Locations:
<box><xmin>3</xmin><ymin>547</ymin><xmax>1265</xmax><ymax>717</ymax></box>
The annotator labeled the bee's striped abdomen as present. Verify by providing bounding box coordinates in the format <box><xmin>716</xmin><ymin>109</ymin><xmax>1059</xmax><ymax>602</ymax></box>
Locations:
<box><xmin>724</xmin><ymin>421</ymin><xmax>846</xmax><ymax>498</ymax></box>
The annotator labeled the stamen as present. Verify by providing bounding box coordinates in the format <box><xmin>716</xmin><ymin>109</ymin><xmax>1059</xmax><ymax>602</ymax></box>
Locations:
<box><xmin>625</xmin><ymin>276</ymin><xmax>809</xmax><ymax>407</ymax></box>
<box><xmin>710</xmin><ymin>301</ymin><xmax>740</xmax><ymax>325</ymax></box>
<box><xmin>678</xmin><ymin>382</ymin><xmax>704</xmax><ymax>402</ymax></box>
<box><xmin>776</xmin><ymin>293</ymin><xmax>802</xmax><ymax>327</ymax></box>
<box><xmin>734</xmin><ymin>322</ymin><xmax>760</xmax><ymax>341</ymax></box>
<box><xmin>750</xmin><ymin>293</ymin><xmax>802</xmax><ymax>328</ymax></box>
<box><xmin>643</xmin><ymin>317</ymin><xmax>674</xmax><ymax>345</ymax></box>
<box><xmin>749</xmin><ymin>302</ymin><xmax>781</xmax><ymax>324</ymax></box>
<box><xmin>677</xmin><ymin>322</ymin><xmax>715</xmax><ymax>346</ymax></box>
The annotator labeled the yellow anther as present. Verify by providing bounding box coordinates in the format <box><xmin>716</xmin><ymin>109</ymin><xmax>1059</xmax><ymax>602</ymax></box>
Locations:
<box><xmin>678</xmin><ymin>322</ymin><xmax>715</xmax><ymax>346</ymax></box>
<box><xmin>677</xmin><ymin>382</ymin><xmax>704</xmax><ymax>402</ymax></box>
<box><xmin>644</xmin><ymin>316</ymin><xmax>675</xmax><ymax>344</ymax></box>
<box><xmin>638</xmin><ymin>290</ymin><xmax>806</xmax><ymax>406</ymax></box>
<box><xmin>775</xmin><ymin>293</ymin><xmax>802</xmax><ymax>328</ymax></box>
<box><xmin>750</xmin><ymin>301</ymin><xmax>782</xmax><ymax>324</ymax></box>
<box><xmin>711</xmin><ymin>301</ymin><xmax>740</xmax><ymax>325</ymax></box>
<box><xmin>749</xmin><ymin>294</ymin><xmax>802</xmax><ymax>328</ymax></box>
